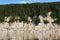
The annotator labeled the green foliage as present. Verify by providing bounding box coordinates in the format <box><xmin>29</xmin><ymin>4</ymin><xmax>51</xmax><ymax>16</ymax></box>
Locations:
<box><xmin>0</xmin><ymin>2</ymin><xmax>60</xmax><ymax>25</ymax></box>
<box><xmin>44</xmin><ymin>20</ymin><xmax>49</xmax><ymax>24</ymax></box>
<box><xmin>32</xmin><ymin>16</ymin><xmax>40</xmax><ymax>25</ymax></box>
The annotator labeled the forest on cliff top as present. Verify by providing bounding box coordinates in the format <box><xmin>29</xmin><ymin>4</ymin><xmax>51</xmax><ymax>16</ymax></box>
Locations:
<box><xmin>0</xmin><ymin>2</ymin><xmax>60</xmax><ymax>25</ymax></box>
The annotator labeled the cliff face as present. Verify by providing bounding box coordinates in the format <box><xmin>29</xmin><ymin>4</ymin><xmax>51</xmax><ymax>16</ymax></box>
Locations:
<box><xmin>0</xmin><ymin>12</ymin><xmax>59</xmax><ymax>40</ymax></box>
<box><xmin>0</xmin><ymin>22</ymin><xmax>60</xmax><ymax>40</ymax></box>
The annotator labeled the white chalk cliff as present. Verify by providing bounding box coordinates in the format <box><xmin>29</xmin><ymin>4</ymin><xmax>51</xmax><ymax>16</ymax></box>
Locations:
<box><xmin>0</xmin><ymin>12</ymin><xmax>59</xmax><ymax>40</ymax></box>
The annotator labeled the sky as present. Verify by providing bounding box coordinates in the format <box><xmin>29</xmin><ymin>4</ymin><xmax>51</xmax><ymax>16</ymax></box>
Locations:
<box><xmin>0</xmin><ymin>0</ymin><xmax>60</xmax><ymax>4</ymax></box>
